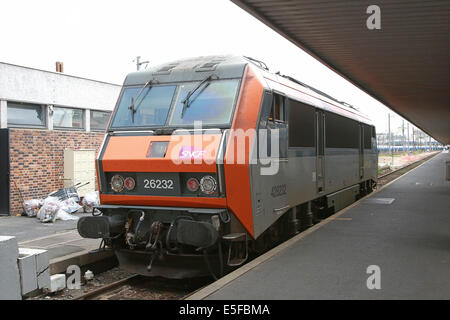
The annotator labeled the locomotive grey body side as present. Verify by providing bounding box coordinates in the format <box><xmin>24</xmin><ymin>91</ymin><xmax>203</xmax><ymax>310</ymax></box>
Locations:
<box><xmin>248</xmin><ymin>67</ymin><xmax>377</xmax><ymax>237</ymax></box>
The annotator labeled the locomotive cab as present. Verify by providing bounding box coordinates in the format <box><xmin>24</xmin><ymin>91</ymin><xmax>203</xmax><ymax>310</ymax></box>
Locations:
<box><xmin>78</xmin><ymin>56</ymin><xmax>257</xmax><ymax>278</ymax></box>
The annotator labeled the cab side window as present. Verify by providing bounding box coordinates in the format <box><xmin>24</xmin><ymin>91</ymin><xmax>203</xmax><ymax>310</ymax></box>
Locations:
<box><xmin>266</xmin><ymin>92</ymin><xmax>287</xmax><ymax>159</ymax></box>
<box><xmin>268</xmin><ymin>93</ymin><xmax>285</xmax><ymax>123</ymax></box>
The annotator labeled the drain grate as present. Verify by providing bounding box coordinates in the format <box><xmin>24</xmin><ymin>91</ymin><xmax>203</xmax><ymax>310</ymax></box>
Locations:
<box><xmin>363</xmin><ymin>198</ymin><xmax>395</xmax><ymax>205</ymax></box>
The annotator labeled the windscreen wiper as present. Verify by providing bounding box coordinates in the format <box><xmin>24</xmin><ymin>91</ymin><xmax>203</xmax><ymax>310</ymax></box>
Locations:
<box><xmin>181</xmin><ymin>75</ymin><xmax>216</xmax><ymax>118</ymax></box>
<box><xmin>128</xmin><ymin>79</ymin><xmax>154</xmax><ymax>122</ymax></box>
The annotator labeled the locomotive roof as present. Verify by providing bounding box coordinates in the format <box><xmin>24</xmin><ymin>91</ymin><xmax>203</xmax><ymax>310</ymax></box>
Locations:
<box><xmin>123</xmin><ymin>55</ymin><xmax>373</xmax><ymax>126</ymax></box>
<box><xmin>124</xmin><ymin>55</ymin><xmax>248</xmax><ymax>86</ymax></box>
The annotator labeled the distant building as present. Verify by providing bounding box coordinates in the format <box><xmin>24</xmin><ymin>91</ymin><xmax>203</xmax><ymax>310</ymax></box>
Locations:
<box><xmin>0</xmin><ymin>62</ymin><xmax>122</xmax><ymax>215</ymax></box>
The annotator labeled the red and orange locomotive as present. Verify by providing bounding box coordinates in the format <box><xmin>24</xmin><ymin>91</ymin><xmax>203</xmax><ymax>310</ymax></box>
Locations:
<box><xmin>78</xmin><ymin>55</ymin><xmax>377</xmax><ymax>278</ymax></box>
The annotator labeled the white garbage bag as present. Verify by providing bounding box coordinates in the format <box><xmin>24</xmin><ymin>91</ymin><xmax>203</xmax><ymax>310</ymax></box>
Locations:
<box><xmin>37</xmin><ymin>197</ymin><xmax>61</xmax><ymax>223</ymax></box>
<box><xmin>23</xmin><ymin>199</ymin><xmax>43</xmax><ymax>217</ymax></box>
<box><xmin>37</xmin><ymin>196</ymin><xmax>80</xmax><ymax>222</ymax></box>
<box><xmin>60</xmin><ymin>197</ymin><xmax>82</xmax><ymax>214</ymax></box>
<box><xmin>56</xmin><ymin>209</ymin><xmax>79</xmax><ymax>221</ymax></box>
<box><xmin>82</xmin><ymin>191</ymin><xmax>99</xmax><ymax>213</ymax></box>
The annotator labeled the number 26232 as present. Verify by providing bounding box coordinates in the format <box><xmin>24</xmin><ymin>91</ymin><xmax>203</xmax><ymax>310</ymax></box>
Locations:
<box><xmin>143</xmin><ymin>179</ymin><xmax>174</xmax><ymax>190</ymax></box>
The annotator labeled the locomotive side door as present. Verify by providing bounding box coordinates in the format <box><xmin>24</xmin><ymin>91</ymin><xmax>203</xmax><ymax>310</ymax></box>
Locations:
<box><xmin>359</xmin><ymin>124</ymin><xmax>364</xmax><ymax>180</ymax></box>
<box><xmin>266</xmin><ymin>92</ymin><xmax>289</xmax><ymax>211</ymax></box>
<box><xmin>251</xmin><ymin>91</ymin><xmax>290</xmax><ymax>237</ymax></box>
<box><xmin>316</xmin><ymin>110</ymin><xmax>325</xmax><ymax>193</ymax></box>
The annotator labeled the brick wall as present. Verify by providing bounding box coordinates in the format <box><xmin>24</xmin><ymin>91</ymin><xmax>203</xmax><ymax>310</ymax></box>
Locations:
<box><xmin>9</xmin><ymin>128</ymin><xmax>105</xmax><ymax>215</ymax></box>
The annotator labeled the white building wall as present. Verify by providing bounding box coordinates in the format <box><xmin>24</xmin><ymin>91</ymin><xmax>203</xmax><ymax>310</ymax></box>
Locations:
<box><xmin>0</xmin><ymin>62</ymin><xmax>121</xmax><ymax>112</ymax></box>
<box><xmin>0</xmin><ymin>100</ymin><xmax>7</xmax><ymax>128</ymax></box>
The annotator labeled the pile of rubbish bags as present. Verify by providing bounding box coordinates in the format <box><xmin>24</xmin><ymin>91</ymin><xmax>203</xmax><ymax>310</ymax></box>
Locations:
<box><xmin>23</xmin><ymin>191</ymin><xmax>99</xmax><ymax>223</ymax></box>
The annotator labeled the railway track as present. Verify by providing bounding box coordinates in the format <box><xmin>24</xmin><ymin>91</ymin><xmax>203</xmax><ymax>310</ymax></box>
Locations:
<box><xmin>376</xmin><ymin>152</ymin><xmax>439</xmax><ymax>187</ymax></box>
<box><xmin>75</xmin><ymin>274</ymin><xmax>210</xmax><ymax>300</ymax></box>
<box><xmin>74</xmin><ymin>275</ymin><xmax>139</xmax><ymax>300</ymax></box>
<box><xmin>71</xmin><ymin>152</ymin><xmax>439</xmax><ymax>300</ymax></box>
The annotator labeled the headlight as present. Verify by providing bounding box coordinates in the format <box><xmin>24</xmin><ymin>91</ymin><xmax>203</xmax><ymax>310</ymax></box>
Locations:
<box><xmin>200</xmin><ymin>176</ymin><xmax>217</xmax><ymax>194</ymax></box>
<box><xmin>111</xmin><ymin>175</ymin><xmax>124</xmax><ymax>192</ymax></box>
<box><xmin>186</xmin><ymin>177</ymin><xmax>200</xmax><ymax>192</ymax></box>
<box><xmin>124</xmin><ymin>177</ymin><xmax>136</xmax><ymax>191</ymax></box>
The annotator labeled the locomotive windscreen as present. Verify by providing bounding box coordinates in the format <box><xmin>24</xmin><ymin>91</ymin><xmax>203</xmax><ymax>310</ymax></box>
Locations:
<box><xmin>110</xmin><ymin>85</ymin><xmax>176</xmax><ymax>128</ymax></box>
<box><xmin>109</xmin><ymin>79</ymin><xmax>240</xmax><ymax>129</ymax></box>
<box><xmin>168</xmin><ymin>79</ymin><xmax>240</xmax><ymax>126</ymax></box>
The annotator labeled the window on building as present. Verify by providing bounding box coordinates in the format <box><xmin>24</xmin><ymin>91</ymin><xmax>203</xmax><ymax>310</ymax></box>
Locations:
<box><xmin>7</xmin><ymin>102</ymin><xmax>46</xmax><ymax>127</ymax></box>
<box><xmin>90</xmin><ymin>110</ymin><xmax>111</xmax><ymax>131</ymax></box>
<box><xmin>288</xmin><ymin>99</ymin><xmax>315</xmax><ymax>148</ymax></box>
<box><xmin>325</xmin><ymin>111</ymin><xmax>359</xmax><ymax>148</ymax></box>
<box><xmin>53</xmin><ymin>107</ymin><xmax>84</xmax><ymax>129</ymax></box>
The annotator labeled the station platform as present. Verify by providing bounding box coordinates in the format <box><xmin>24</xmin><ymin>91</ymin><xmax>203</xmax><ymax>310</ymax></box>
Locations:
<box><xmin>189</xmin><ymin>152</ymin><xmax>450</xmax><ymax>299</ymax></box>
<box><xmin>0</xmin><ymin>213</ymin><xmax>113</xmax><ymax>274</ymax></box>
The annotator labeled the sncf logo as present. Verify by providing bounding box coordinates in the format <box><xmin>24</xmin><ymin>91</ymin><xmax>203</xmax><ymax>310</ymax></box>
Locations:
<box><xmin>179</xmin><ymin>146</ymin><xmax>205</xmax><ymax>159</ymax></box>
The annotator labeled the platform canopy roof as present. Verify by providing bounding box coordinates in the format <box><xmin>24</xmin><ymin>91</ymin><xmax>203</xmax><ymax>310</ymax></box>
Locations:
<box><xmin>231</xmin><ymin>0</ymin><xmax>450</xmax><ymax>144</ymax></box>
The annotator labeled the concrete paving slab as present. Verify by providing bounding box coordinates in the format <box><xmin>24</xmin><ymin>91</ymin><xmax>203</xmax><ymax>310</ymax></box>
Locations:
<box><xmin>0</xmin><ymin>212</ymin><xmax>113</xmax><ymax>278</ymax></box>
<box><xmin>192</xmin><ymin>152</ymin><xmax>450</xmax><ymax>300</ymax></box>
<box><xmin>19</xmin><ymin>248</ymin><xmax>50</xmax><ymax>289</ymax></box>
<box><xmin>18</xmin><ymin>250</ymin><xmax>38</xmax><ymax>295</ymax></box>
<box><xmin>17</xmin><ymin>230</ymin><xmax>111</xmax><ymax>275</ymax></box>
<box><xmin>0</xmin><ymin>212</ymin><xmax>91</xmax><ymax>242</ymax></box>
<box><xmin>46</xmin><ymin>245</ymin><xmax>85</xmax><ymax>260</ymax></box>
<box><xmin>0</xmin><ymin>236</ymin><xmax>22</xmax><ymax>300</ymax></box>
<box><xmin>20</xmin><ymin>232</ymin><xmax>82</xmax><ymax>248</ymax></box>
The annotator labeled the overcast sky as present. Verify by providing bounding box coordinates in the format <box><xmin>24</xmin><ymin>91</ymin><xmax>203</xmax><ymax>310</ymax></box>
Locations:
<box><xmin>0</xmin><ymin>0</ymin><xmax>429</xmax><ymax>135</ymax></box>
